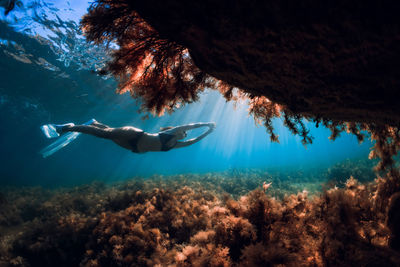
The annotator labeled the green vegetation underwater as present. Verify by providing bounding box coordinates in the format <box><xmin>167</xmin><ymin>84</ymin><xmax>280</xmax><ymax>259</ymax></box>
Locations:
<box><xmin>1</xmin><ymin>1</ymin><xmax>400</xmax><ymax>266</ymax></box>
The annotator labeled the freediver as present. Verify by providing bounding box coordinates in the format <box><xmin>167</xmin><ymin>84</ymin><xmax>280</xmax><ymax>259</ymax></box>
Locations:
<box><xmin>41</xmin><ymin>119</ymin><xmax>216</xmax><ymax>153</ymax></box>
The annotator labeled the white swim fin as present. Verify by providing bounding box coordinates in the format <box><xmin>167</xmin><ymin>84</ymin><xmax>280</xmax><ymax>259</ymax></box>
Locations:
<box><xmin>40</xmin><ymin>124</ymin><xmax>60</xmax><ymax>138</ymax></box>
<box><xmin>40</xmin><ymin>132</ymin><xmax>81</xmax><ymax>158</ymax></box>
<box><xmin>40</xmin><ymin>123</ymin><xmax>75</xmax><ymax>138</ymax></box>
<box><xmin>40</xmin><ymin>119</ymin><xmax>95</xmax><ymax>158</ymax></box>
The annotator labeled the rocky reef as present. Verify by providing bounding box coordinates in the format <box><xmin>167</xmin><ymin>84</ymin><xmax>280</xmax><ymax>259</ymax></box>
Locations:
<box><xmin>80</xmin><ymin>0</ymin><xmax>400</xmax><ymax>124</ymax></box>
<box><xmin>1</xmin><ymin>167</ymin><xmax>400</xmax><ymax>266</ymax></box>
<box><xmin>3</xmin><ymin>1</ymin><xmax>400</xmax><ymax>169</ymax></box>
<box><xmin>79</xmin><ymin>0</ymin><xmax>400</xmax><ymax>170</ymax></box>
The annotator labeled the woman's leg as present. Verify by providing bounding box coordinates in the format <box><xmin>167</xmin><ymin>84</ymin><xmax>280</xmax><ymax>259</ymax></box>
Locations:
<box><xmin>62</xmin><ymin>124</ymin><xmax>143</xmax><ymax>141</ymax></box>
<box><xmin>91</xmin><ymin>120</ymin><xmax>109</xmax><ymax>129</ymax></box>
<box><xmin>62</xmin><ymin>125</ymin><xmax>113</xmax><ymax>139</ymax></box>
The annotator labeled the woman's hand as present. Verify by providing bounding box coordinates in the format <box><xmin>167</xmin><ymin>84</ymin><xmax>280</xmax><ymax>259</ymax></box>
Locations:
<box><xmin>209</xmin><ymin>122</ymin><xmax>216</xmax><ymax>130</ymax></box>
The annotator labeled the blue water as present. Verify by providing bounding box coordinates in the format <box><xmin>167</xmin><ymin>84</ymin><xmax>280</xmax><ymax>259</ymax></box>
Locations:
<box><xmin>0</xmin><ymin>0</ymin><xmax>372</xmax><ymax>187</ymax></box>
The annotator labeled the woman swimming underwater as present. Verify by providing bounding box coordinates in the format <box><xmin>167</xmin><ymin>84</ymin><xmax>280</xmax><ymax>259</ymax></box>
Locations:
<box><xmin>41</xmin><ymin>119</ymin><xmax>216</xmax><ymax>155</ymax></box>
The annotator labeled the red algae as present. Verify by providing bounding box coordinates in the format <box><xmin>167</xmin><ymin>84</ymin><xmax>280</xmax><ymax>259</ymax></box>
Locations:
<box><xmin>0</xmin><ymin>168</ymin><xmax>400</xmax><ymax>266</ymax></box>
<box><xmin>80</xmin><ymin>0</ymin><xmax>400</xmax><ymax>172</ymax></box>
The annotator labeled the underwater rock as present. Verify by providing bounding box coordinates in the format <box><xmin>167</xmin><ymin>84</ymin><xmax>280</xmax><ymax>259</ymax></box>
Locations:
<box><xmin>388</xmin><ymin>192</ymin><xmax>400</xmax><ymax>251</ymax></box>
<box><xmin>81</xmin><ymin>1</ymin><xmax>400</xmax><ymax>170</ymax></box>
<box><xmin>81</xmin><ymin>0</ymin><xmax>400</xmax><ymax>126</ymax></box>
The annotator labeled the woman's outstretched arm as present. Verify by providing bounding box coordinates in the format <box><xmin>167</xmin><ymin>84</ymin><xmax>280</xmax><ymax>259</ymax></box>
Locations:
<box><xmin>174</xmin><ymin>123</ymin><xmax>216</xmax><ymax>148</ymax></box>
<box><xmin>161</xmin><ymin>122</ymin><xmax>216</xmax><ymax>135</ymax></box>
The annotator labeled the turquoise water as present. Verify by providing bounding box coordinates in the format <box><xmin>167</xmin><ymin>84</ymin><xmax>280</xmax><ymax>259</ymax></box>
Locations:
<box><xmin>2</xmin><ymin>3</ymin><xmax>392</xmax><ymax>266</ymax></box>
<box><xmin>0</xmin><ymin>1</ymin><xmax>372</xmax><ymax>187</ymax></box>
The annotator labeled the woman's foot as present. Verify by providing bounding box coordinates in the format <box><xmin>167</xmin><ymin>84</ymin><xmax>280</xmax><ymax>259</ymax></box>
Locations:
<box><xmin>41</xmin><ymin>123</ymin><xmax>75</xmax><ymax>138</ymax></box>
<box><xmin>54</xmin><ymin>123</ymin><xmax>75</xmax><ymax>134</ymax></box>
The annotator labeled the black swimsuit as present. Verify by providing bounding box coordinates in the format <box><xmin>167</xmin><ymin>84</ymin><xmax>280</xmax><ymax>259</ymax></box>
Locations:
<box><xmin>159</xmin><ymin>132</ymin><xmax>177</xmax><ymax>151</ymax></box>
<box><xmin>129</xmin><ymin>132</ymin><xmax>145</xmax><ymax>153</ymax></box>
<box><xmin>129</xmin><ymin>132</ymin><xmax>176</xmax><ymax>153</ymax></box>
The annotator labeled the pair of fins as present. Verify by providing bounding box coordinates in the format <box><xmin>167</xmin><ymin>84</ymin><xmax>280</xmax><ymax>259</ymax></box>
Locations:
<box><xmin>39</xmin><ymin>119</ymin><xmax>95</xmax><ymax>158</ymax></box>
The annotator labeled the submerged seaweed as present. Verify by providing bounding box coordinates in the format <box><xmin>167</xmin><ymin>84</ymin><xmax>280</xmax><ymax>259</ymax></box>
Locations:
<box><xmin>1</xmin><ymin>167</ymin><xmax>400</xmax><ymax>266</ymax></box>
<box><xmin>325</xmin><ymin>159</ymin><xmax>376</xmax><ymax>187</ymax></box>
<box><xmin>2</xmin><ymin>2</ymin><xmax>400</xmax><ymax>266</ymax></box>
